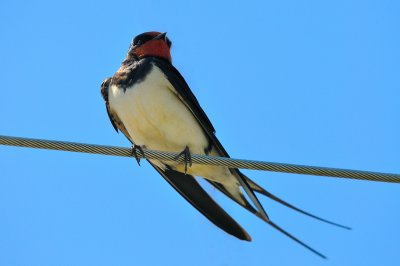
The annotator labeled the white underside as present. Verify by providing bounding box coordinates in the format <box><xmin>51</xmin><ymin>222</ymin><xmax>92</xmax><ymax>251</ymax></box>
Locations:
<box><xmin>108</xmin><ymin>63</ymin><xmax>237</xmax><ymax>188</ymax></box>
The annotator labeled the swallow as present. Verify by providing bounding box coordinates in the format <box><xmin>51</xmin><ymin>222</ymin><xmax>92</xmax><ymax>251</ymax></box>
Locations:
<box><xmin>101</xmin><ymin>31</ymin><xmax>349</xmax><ymax>258</ymax></box>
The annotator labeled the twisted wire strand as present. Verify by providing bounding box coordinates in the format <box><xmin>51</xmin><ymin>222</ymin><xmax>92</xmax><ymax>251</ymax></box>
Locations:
<box><xmin>1</xmin><ymin>134</ymin><xmax>399</xmax><ymax>183</ymax></box>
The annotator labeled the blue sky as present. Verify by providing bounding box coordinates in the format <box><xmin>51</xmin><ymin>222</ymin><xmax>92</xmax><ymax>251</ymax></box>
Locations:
<box><xmin>1</xmin><ymin>0</ymin><xmax>399</xmax><ymax>265</ymax></box>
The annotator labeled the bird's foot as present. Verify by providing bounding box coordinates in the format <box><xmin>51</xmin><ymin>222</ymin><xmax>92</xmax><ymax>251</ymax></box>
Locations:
<box><xmin>174</xmin><ymin>146</ymin><xmax>192</xmax><ymax>174</ymax></box>
<box><xmin>131</xmin><ymin>144</ymin><xmax>145</xmax><ymax>166</ymax></box>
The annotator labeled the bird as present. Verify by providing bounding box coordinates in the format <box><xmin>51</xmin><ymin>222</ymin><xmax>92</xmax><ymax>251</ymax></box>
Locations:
<box><xmin>101</xmin><ymin>31</ymin><xmax>349</xmax><ymax>258</ymax></box>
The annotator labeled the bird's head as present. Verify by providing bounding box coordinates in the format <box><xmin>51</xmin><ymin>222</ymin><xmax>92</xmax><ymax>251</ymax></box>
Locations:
<box><xmin>127</xmin><ymin>32</ymin><xmax>172</xmax><ymax>62</ymax></box>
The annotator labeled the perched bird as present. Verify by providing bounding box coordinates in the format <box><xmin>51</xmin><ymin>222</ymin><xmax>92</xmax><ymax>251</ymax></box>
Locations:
<box><xmin>101</xmin><ymin>31</ymin><xmax>348</xmax><ymax>258</ymax></box>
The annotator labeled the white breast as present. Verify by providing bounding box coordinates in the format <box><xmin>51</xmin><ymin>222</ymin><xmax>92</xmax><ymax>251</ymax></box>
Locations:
<box><xmin>108</xmin><ymin>63</ymin><xmax>236</xmax><ymax>186</ymax></box>
<box><xmin>108</xmin><ymin>63</ymin><xmax>208</xmax><ymax>155</ymax></box>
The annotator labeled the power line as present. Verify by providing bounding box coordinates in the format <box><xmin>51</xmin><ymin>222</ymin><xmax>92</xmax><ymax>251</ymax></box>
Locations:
<box><xmin>1</xmin><ymin>134</ymin><xmax>399</xmax><ymax>183</ymax></box>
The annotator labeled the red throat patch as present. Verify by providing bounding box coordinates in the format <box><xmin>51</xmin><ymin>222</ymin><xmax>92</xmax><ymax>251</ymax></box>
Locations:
<box><xmin>135</xmin><ymin>39</ymin><xmax>172</xmax><ymax>63</ymax></box>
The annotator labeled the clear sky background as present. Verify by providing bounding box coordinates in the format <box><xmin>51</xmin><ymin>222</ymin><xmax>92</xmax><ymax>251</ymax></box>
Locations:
<box><xmin>1</xmin><ymin>0</ymin><xmax>399</xmax><ymax>265</ymax></box>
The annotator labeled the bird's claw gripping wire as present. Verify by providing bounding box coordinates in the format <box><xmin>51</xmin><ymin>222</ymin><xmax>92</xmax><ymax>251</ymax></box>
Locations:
<box><xmin>131</xmin><ymin>144</ymin><xmax>145</xmax><ymax>166</ymax></box>
<box><xmin>175</xmin><ymin>146</ymin><xmax>192</xmax><ymax>174</ymax></box>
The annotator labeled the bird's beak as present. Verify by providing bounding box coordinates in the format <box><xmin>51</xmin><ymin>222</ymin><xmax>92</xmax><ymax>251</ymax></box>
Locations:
<box><xmin>154</xmin><ymin>32</ymin><xmax>167</xmax><ymax>41</ymax></box>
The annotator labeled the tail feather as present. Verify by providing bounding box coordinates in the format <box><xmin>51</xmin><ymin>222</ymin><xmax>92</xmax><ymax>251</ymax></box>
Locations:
<box><xmin>245</xmin><ymin>177</ymin><xmax>351</xmax><ymax>230</ymax></box>
<box><xmin>268</xmin><ymin>220</ymin><xmax>327</xmax><ymax>259</ymax></box>
<box><xmin>206</xmin><ymin>171</ymin><xmax>351</xmax><ymax>258</ymax></box>
<box><xmin>206</xmin><ymin>175</ymin><xmax>327</xmax><ymax>259</ymax></box>
<box><xmin>232</xmin><ymin>170</ymin><xmax>270</xmax><ymax>221</ymax></box>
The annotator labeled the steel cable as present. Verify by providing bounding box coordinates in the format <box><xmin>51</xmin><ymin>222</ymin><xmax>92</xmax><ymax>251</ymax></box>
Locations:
<box><xmin>1</xmin><ymin>134</ymin><xmax>399</xmax><ymax>183</ymax></box>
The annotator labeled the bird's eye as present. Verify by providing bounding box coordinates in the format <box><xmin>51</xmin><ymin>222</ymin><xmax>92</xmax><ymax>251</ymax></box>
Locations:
<box><xmin>132</xmin><ymin>38</ymin><xmax>143</xmax><ymax>46</ymax></box>
<box><xmin>131</xmin><ymin>34</ymin><xmax>153</xmax><ymax>47</ymax></box>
